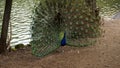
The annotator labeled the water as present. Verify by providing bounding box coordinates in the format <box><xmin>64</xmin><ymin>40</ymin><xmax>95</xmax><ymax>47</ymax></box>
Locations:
<box><xmin>0</xmin><ymin>0</ymin><xmax>39</xmax><ymax>46</ymax></box>
<box><xmin>0</xmin><ymin>0</ymin><xmax>5</xmax><ymax>33</ymax></box>
<box><xmin>0</xmin><ymin>0</ymin><xmax>119</xmax><ymax>47</ymax></box>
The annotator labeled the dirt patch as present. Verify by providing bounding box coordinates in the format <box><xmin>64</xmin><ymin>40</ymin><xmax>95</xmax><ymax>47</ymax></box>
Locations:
<box><xmin>0</xmin><ymin>19</ymin><xmax>120</xmax><ymax>68</ymax></box>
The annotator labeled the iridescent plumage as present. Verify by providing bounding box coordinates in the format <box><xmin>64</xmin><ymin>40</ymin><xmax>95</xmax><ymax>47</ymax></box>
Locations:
<box><xmin>60</xmin><ymin>32</ymin><xmax>66</xmax><ymax>46</ymax></box>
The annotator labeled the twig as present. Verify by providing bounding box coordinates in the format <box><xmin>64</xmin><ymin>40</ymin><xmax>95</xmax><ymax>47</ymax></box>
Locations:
<box><xmin>7</xmin><ymin>21</ymin><xmax>12</xmax><ymax>51</ymax></box>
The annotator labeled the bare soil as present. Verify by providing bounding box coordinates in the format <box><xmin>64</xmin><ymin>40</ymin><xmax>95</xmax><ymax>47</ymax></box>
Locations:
<box><xmin>0</xmin><ymin>19</ymin><xmax>120</xmax><ymax>68</ymax></box>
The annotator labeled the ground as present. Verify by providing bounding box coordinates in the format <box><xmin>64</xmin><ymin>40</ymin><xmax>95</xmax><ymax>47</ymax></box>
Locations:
<box><xmin>0</xmin><ymin>19</ymin><xmax>120</xmax><ymax>68</ymax></box>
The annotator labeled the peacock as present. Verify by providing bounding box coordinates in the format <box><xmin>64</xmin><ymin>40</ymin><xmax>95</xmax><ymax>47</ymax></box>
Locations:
<box><xmin>60</xmin><ymin>32</ymin><xmax>66</xmax><ymax>46</ymax></box>
<box><xmin>31</xmin><ymin>0</ymin><xmax>102</xmax><ymax>57</ymax></box>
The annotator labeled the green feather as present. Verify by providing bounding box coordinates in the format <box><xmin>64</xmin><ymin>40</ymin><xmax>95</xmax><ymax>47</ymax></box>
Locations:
<box><xmin>59</xmin><ymin>31</ymin><xmax>64</xmax><ymax>40</ymax></box>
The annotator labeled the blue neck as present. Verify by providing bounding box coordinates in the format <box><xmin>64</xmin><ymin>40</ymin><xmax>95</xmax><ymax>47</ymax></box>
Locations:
<box><xmin>61</xmin><ymin>32</ymin><xmax>66</xmax><ymax>46</ymax></box>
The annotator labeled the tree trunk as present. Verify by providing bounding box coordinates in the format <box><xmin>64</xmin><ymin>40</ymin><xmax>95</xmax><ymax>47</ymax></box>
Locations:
<box><xmin>0</xmin><ymin>0</ymin><xmax>12</xmax><ymax>53</ymax></box>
